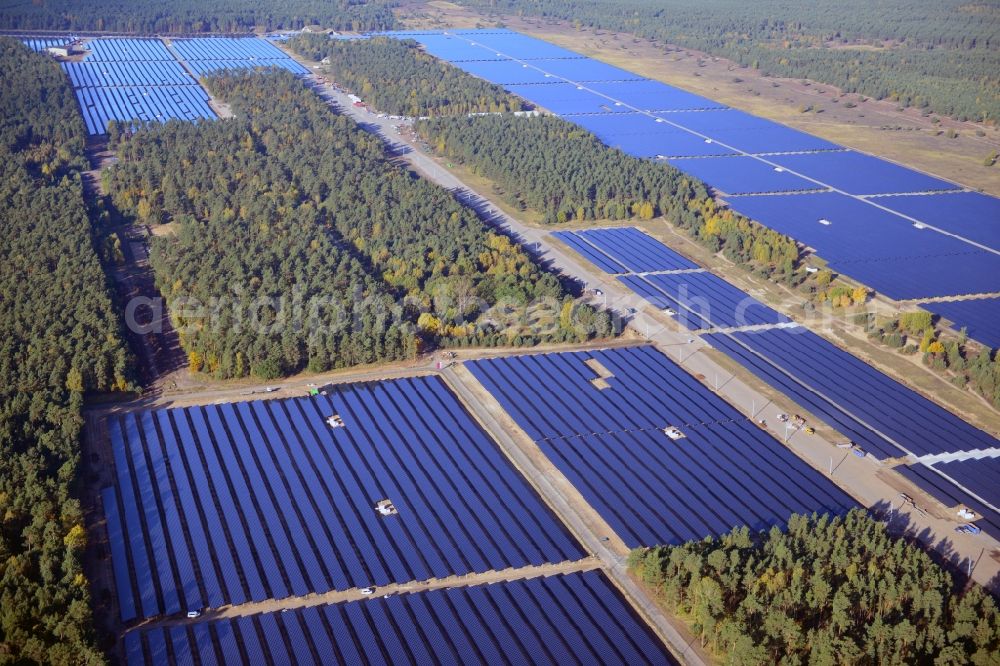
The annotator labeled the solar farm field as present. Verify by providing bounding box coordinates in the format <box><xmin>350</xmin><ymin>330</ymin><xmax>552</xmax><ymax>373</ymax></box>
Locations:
<box><xmin>919</xmin><ymin>296</ymin><xmax>1000</xmax><ymax>350</ymax></box>
<box><xmin>122</xmin><ymin>571</ymin><xmax>673</xmax><ymax>665</ymax></box>
<box><xmin>393</xmin><ymin>29</ymin><xmax>1000</xmax><ymax>302</ymax></box>
<box><xmin>20</xmin><ymin>37</ymin><xmax>72</xmax><ymax>52</ymax></box>
<box><xmin>103</xmin><ymin>375</ymin><xmax>583</xmax><ymax>622</ymax></box>
<box><xmin>467</xmin><ymin>346</ymin><xmax>855</xmax><ymax>548</ymax></box>
<box><xmin>705</xmin><ymin>328</ymin><xmax>1000</xmax><ymax>459</ymax></box>
<box><xmin>167</xmin><ymin>37</ymin><xmax>310</xmax><ymax>76</ymax></box>
<box><xmin>553</xmin><ymin>227</ymin><xmax>698</xmax><ymax>274</ymax></box>
<box><xmin>64</xmin><ymin>38</ymin><xmax>216</xmax><ymax>134</ymax></box>
<box><xmin>619</xmin><ymin>272</ymin><xmax>790</xmax><ymax>330</ymax></box>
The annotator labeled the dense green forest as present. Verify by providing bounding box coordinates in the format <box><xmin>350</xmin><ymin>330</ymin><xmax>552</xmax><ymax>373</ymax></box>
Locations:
<box><xmin>289</xmin><ymin>35</ymin><xmax>525</xmax><ymax>116</ymax></box>
<box><xmin>631</xmin><ymin>510</ymin><xmax>1000</xmax><ymax>663</ymax></box>
<box><xmin>105</xmin><ymin>70</ymin><xmax>610</xmax><ymax>379</ymax></box>
<box><xmin>0</xmin><ymin>38</ymin><xmax>132</xmax><ymax>664</ymax></box>
<box><xmin>0</xmin><ymin>0</ymin><xmax>396</xmax><ymax>33</ymax></box>
<box><xmin>417</xmin><ymin>114</ymin><xmax>800</xmax><ymax>279</ymax></box>
<box><xmin>461</xmin><ymin>0</ymin><xmax>1000</xmax><ymax>122</ymax></box>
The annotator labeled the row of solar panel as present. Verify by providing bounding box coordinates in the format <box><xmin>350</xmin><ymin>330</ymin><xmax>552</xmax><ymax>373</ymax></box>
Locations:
<box><xmin>553</xmin><ymin>227</ymin><xmax>698</xmax><ymax>274</ymax></box>
<box><xmin>920</xmin><ymin>295</ymin><xmax>1000</xmax><ymax>351</ymax></box>
<box><xmin>168</xmin><ymin>36</ymin><xmax>296</xmax><ymax>62</ymax></box>
<box><xmin>85</xmin><ymin>38</ymin><xmax>175</xmax><ymax>62</ymax></box>
<box><xmin>123</xmin><ymin>571</ymin><xmax>674</xmax><ymax>665</ymax></box>
<box><xmin>74</xmin><ymin>86</ymin><xmax>215</xmax><ymax>135</ymax></box>
<box><xmin>932</xmin><ymin>456</ymin><xmax>1000</xmax><ymax>508</ymax></box>
<box><xmin>728</xmin><ymin>193</ymin><xmax>1000</xmax><ymax>300</ymax></box>
<box><xmin>704</xmin><ymin>328</ymin><xmax>1000</xmax><ymax>458</ymax></box>
<box><xmin>183</xmin><ymin>58</ymin><xmax>311</xmax><ymax>77</ymax></box>
<box><xmin>63</xmin><ymin>60</ymin><xmax>195</xmax><ymax>87</ymax></box>
<box><xmin>619</xmin><ymin>272</ymin><xmax>789</xmax><ymax>330</ymax></box>
<box><xmin>105</xmin><ymin>376</ymin><xmax>583</xmax><ymax>622</ymax></box>
<box><xmin>467</xmin><ymin>346</ymin><xmax>855</xmax><ymax>548</ymax></box>
<box><xmin>20</xmin><ymin>37</ymin><xmax>72</xmax><ymax>52</ymax></box>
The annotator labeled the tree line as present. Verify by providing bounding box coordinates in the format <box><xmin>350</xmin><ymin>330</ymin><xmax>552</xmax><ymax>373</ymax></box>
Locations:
<box><xmin>289</xmin><ymin>35</ymin><xmax>525</xmax><ymax>117</ymax></box>
<box><xmin>463</xmin><ymin>0</ymin><xmax>999</xmax><ymax>122</ymax></box>
<box><xmin>416</xmin><ymin>114</ymin><xmax>799</xmax><ymax>279</ymax></box>
<box><xmin>105</xmin><ymin>69</ymin><xmax>611</xmax><ymax>380</ymax></box>
<box><xmin>858</xmin><ymin>311</ymin><xmax>1000</xmax><ymax>410</ymax></box>
<box><xmin>0</xmin><ymin>0</ymin><xmax>397</xmax><ymax>33</ymax></box>
<box><xmin>0</xmin><ymin>38</ymin><xmax>134</xmax><ymax>664</ymax></box>
<box><xmin>630</xmin><ymin>510</ymin><xmax>1000</xmax><ymax>663</ymax></box>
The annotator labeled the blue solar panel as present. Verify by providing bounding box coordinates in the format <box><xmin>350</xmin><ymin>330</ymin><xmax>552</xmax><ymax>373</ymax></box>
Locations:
<box><xmin>467</xmin><ymin>346</ymin><xmax>855</xmax><ymax>548</ymax></box>
<box><xmin>128</xmin><ymin>571</ymin><xmax>674</xmax><ymax>664</ymax></box>
<box><xmin>919</xmin><ymin>297</ymin><xmax>1000</xmax><ymax>349</ymax></box>
<box><xmin>593</xmin><ymin>127</ymin><xmax>739</xmax><ymax>158</ymax></box>
<box><xmin>705</xmin><ymin>328</ymin><xmax>1000</xmax><ymax>458</ymax></box>
<box><xmin>727</xmin><ymin>192</ymin><xmax>1000</xmax><ymax>299</ymax></box>
<box><xmin>105</xmin><ymin>376</ymin><xmax>584</xmax><ymax>620</ymax></box>
<box><xmin>456</xmin><ymin>32</ymin><xmax>588</xmax><ymax>60</ymax></box>
<box><xmin>769</xmin><ymin>151</ymin><xmax>960</xmax><ymax>195</ymax></box>
<box><xmin>622</xmin><ymin>272</ymin><xmax>790</xmax><ymax>329</ymax></box>
<box><xmin>585</xmin><ymin>79</ymin><xmax>726</xmax><ymax>112</ymax></box>
<box><xmin>169</xmin><ymin>37</ymin><xmax>293</xmax><ymax>61</ymax></box>
<box><xmin>879</xmin><ymin>191</ymin><xmax>1000</xmax><ymax>251</ymax></box>
<box><xmin>569</xmin><ymin>227</ymin><xmax>699</xmax><ymax>273</ymax></box>
<box><xmin>506</xmin><ymin>82</ymin><xmax>631</xmax><ymax>115</ymax></box>
<box><xmin>932</xmin><ymin>457</ymin><xmax>1000</xmax><ymax>508</ymax></box>
<box><xmin>552</xmin><ymin>231</ymin><xmax>630</xmax><ymax>274</ymax></box>
<box><xmin>455</xmin><ymin>58</ymin><xmax>558</xmax><ymax>85</ymax></box>
<box><xmin>100</xmin><ymin>486</ymin><xmax>137</xmax><ymax>622</ymax></box>
<box><xmin>20</xmin><ymin>37</ymin><xmax>72</xmax><ymax>52</ymax></box>
<box><xmin>528</xmin><ymin>58</ymin><xmax>646</xmax><ymax>82</ymax></box>
<box><xmin>84</xmin><ymin>38</ymin><xmax>174</xmax><ymax>61</ymax></box>
<box><xmin>661</xmin><ymin>110</ymin><xmax>840</xmax><ymax>152</ymax></box>
<box><xmin>667</xmin><ymin>156</ymin><xmax>821</xmax><ymax>194</ymax></box>
<box><xmin>406</xmin><ymin>33</ymin><xmax>510</xmax><ymax>61</ymax></box>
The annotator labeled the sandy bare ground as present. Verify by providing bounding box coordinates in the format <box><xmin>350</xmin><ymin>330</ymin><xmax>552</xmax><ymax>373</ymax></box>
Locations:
<box><xmin>398</xmin><ymin>1</ymin><xmax>1000</xmax><ymax>196</ymax></box>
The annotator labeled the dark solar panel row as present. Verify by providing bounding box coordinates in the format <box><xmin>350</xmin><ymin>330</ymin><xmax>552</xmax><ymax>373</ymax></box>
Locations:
<box><xmin>467</xmin><ymin>346</ymin><xmax>855</xmax><ymax>548</ymax></box>
<box><xmin>85</xmin><ymin>38</ymin><xmax>175</xmax><ymax>62</ymax></box>
<box><xmin>104</xmin><ymin>376</ymin><xmax>583</xmax><ymax>621</ymax></box>
<box><xmin>569</xmin><ymin>227</ymin><xmax>699</xmax><ymax>273</ymax></box>
<box><xmin>666</xmin><ymin>156</ymin><xmax>822</xmax><ymax>195</ymax></box>
<box><xmin>74</xmin><ymin>86</ymin><xmax>215</xmax><ymax>135</ymax></box>
<box><xmin>63</xmin><ymin>60</ymin><xmax>195</xmax><ymax>87</ymax></box>
<box><xmin>620</xmin><ymin>271</ymin><xmax>789</xmax><ymax>329</ymax></box>
<box><xmin>919</xmin><ymin>296</ymin><xmax>1000</xmax><ymax>350</ymax></box>
<box><xmin>932</xmin><ymin>457</ymin><xmax>1000</xmax><ymax>508</ymax></box>
<box><xmin>168</xmin><ymin>37</ymin><xmax>295</xmax><ymax>61</ymax></box>
<box><xmin>727</xmin><ymin>192</ymin><xmax>1000</xmax><ymax>299</ymax></box>
<box><xmin>124</xmin><ymin>571</ymin><xmax>674</xmax><ymax>665</ymax></box>
<box><xmin>705</xmin><ymin>328</ymin><xmax>1000</xmax><ymax>457</ymax></box>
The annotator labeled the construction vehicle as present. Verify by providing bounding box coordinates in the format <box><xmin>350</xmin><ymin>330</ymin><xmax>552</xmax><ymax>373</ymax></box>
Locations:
<box><xmin>957</xmin><ymin>507</ymin><xmax>977</xmax><ymax>520</ymax></box>
<box><xmin>360</xmin><ymin>587</ymin><xmax>376</xmax><ymax>595</ymax></box>
<box><xmin>955</xmin><ymin>524</ymin><xmax>982</xmax><ymax>535</ymax></box>
<box><xmin>805</xmin><ymin>426</ymin><xmax>816</xmax><ymax>435</ymax></box>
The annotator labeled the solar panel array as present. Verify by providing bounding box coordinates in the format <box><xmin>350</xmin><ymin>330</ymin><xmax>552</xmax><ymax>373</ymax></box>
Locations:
<box><xmin>167</xmin><ymin>37</ymin><xmax>310</xmax><ymax>76</ymax></box>
<box><xmin>392</xmin><ymin>29</ymin><xmax>1000</xmax><ymax>304</ymax></box>
<box><xmin>619</xmin><ymin>272</ymin><xmax>790</xmax><ymax>330</ymax></box>
<box><xmin>553</xmin><ymin>227</ymin><xmax>698</xmax><ymax>274</ymax></box>
<box><xmin>467</xmin><ymin>346</ymin><xmax>855</xmax><ymax>548</ymax></box>
<box><xmin>20</xmin><ymin>37</ymin><xmax>72</xmax><ymax>52</ymax></box>
<box><xmin>103</xmin><ymin>375</ymin><xmax>583</xmax><ymax>622</ymax></box>
<box><xmin>63</xmin><ymin>38</ymin><xmax>215</xmax><ymax>135</ymax></box>
<box><xmin>919</xmin><ymin>296</ymin><xmax>1000</xmax><ymax>350</ymax></box>
<box><xmin>123</xmin><ymin>571</ymin><xmax>674</xmax><ymax>665</ymax></box>
<box><xmin>705</xmin><ymin>328</ymin><xmax>1000</xmax><ymax>459</ymax></box>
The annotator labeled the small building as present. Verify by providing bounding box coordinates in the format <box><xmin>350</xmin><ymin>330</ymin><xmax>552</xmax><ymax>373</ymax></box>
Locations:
<box><xmin>45</xmin><ymin>45</ymin><xmax>77</xmax><ymax>58</ymax></box>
